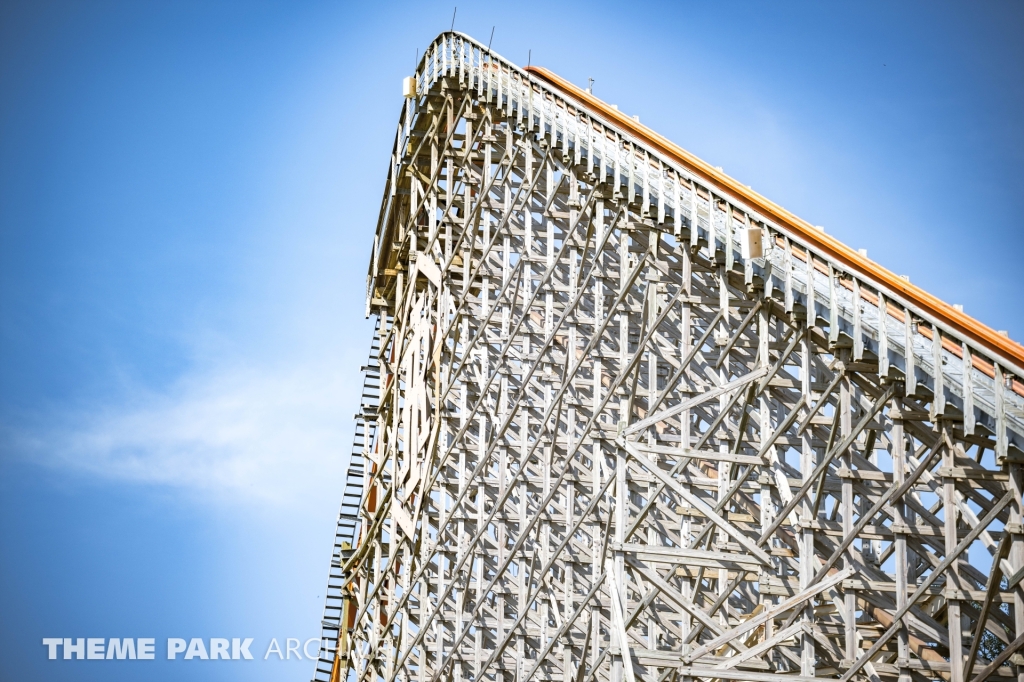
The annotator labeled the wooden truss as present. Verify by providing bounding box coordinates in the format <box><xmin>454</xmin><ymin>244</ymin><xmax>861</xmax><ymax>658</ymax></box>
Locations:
<box><xmin>315</xmin><ymin>32</ymin><xmax>1024</xmax><ymax>682</ymax></box>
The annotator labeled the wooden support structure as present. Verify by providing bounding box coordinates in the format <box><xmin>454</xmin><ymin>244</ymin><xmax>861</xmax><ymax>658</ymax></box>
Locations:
<box><xmin>314</xmin><ymin>31</ymin><xmax>1024</xmax><ymax>682</ymax></box>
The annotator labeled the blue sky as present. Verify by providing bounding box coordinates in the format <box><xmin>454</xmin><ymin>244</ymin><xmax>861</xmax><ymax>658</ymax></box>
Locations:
<box><xmin>1</xmin><ymin>1</ymin><xmax>1021</xmax><ymax>680</ymax></box>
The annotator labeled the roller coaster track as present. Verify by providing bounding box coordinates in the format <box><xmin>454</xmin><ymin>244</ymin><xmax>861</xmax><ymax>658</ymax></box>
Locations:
<box><xmin>315</xmin><ymin>31</ymin><xmax>1024</xmax><ymax>682</ymax></box>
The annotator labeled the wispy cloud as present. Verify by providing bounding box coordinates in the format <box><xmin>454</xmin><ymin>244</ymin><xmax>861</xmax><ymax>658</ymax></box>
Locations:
<box><xmin>8</xmin><ymin>358</ymin><xmax>358</xmax><ymax>507</ymax></box>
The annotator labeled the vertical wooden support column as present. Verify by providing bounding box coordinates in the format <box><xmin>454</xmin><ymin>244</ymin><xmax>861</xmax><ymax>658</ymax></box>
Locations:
<box><xmin>1010</xmin><ymin>459</ymin><xmax>1024</xmax><ymax>682</ymax></box>
<box><xmin>718</xmin><ymin>263</ymin><xmax>730</xmax><ymax>627</ymax></box>
<box><xmin>892</xmin><ymin>397</ymin><xmax>911</xmax><ymax>682</ymax></box>
<box><xmin>840</xmin><ymin>350</ymin><xmax>856</xmax><ymax>669</ymax></box>
<box><xmin>800</xmin><ymin>327</ymin><xmax>815</xmax><ymax>676</ymax></box>
<box><xmin>944</xmin><ymin>419</ymin><xmax>964</xmax><ymax>682</ymax></box>
<box><xmin>679</xmin><ymin>239</ymin><xmax>694</xmax><ymax>657</ymax></box>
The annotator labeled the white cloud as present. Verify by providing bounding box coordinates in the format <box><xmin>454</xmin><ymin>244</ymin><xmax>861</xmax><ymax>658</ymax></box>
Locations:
<box><xmin>16</xmin><ymin>359</ymin><xmax>358</xmax><ymax>507</ymax></box>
